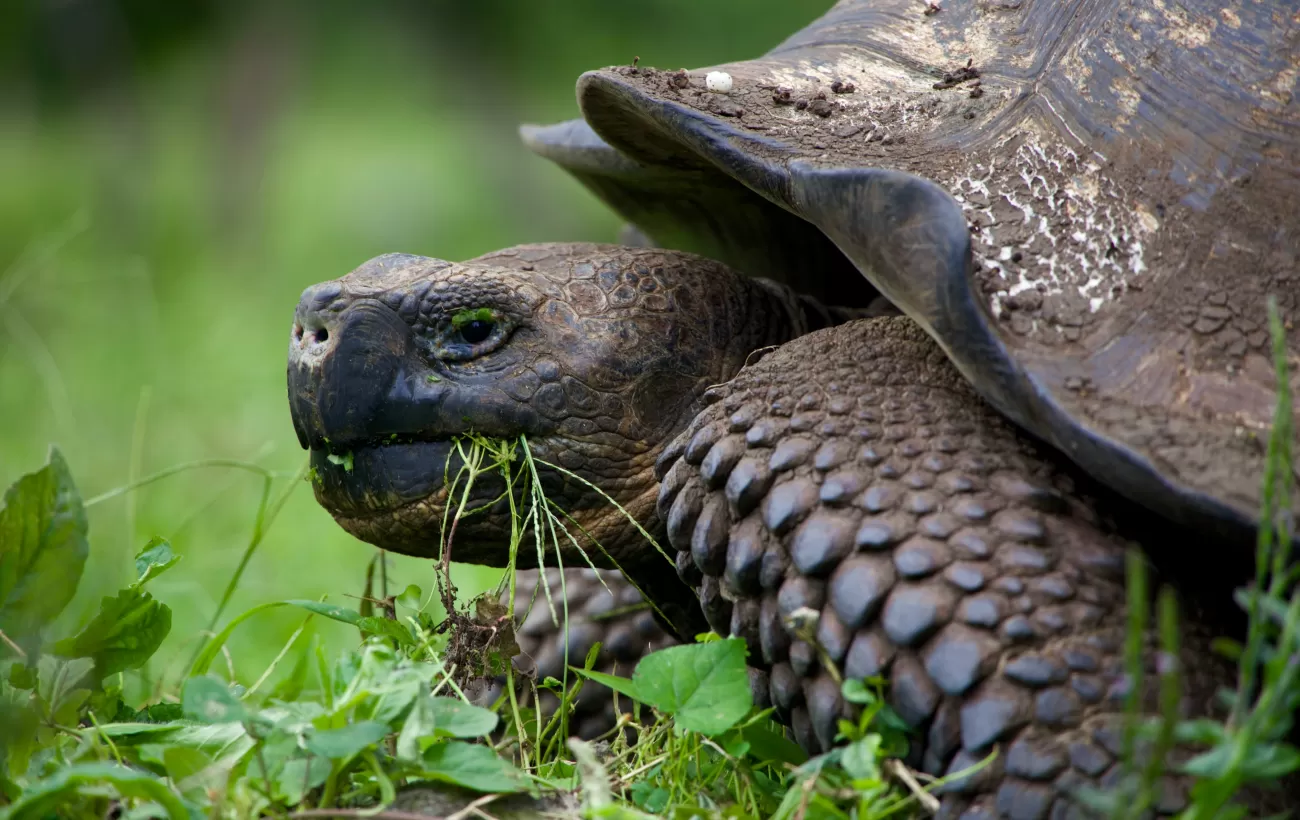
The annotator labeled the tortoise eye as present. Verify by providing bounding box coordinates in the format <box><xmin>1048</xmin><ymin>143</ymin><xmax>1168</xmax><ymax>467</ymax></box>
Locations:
<box><xmin>436</xmin><ymin>307</ymin><xmax>511</xmax><ymax>362</ymax></box>
<box><xmin>458</xmin><ymin>318</ymin><xmax>495</xmax><ymax>345</ymax></box>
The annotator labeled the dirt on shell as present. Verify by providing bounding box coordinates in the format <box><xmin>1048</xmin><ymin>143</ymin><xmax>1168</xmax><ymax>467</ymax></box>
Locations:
<box><xmin>599</xmin><ymin>57</ymin><xmax>1300</xmax><ymax>521</ymax></box>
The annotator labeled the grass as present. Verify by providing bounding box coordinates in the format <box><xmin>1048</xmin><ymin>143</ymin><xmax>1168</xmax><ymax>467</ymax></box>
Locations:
<box><xmin>0</xmin><ymin>422</ymin><xmax>930</xmax><ymax>819</ymax></box>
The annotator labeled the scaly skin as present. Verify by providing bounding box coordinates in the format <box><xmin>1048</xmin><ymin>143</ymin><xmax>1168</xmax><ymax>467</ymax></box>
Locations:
<box><xmin>653</xmin><ymin>317</ymin><xmax>1291</xmax><ymax>815</ymax></box>
<box><xmin>287</xmin><ymin>244</ymin><xmax>1286</xmax><ymax>815</ymax></box>
<box><xmin>474</xmin><ymin>568</ymin><xmax>677</xmax><ymax>740</ymax></box>
<box><xmin>287</xmin><ymin>243</ymin><xmax>826</xmax><ymax>636</ymax></box>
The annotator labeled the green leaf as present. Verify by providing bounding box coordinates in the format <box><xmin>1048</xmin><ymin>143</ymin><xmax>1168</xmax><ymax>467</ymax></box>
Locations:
<box><xmin>331</xmin><ymin>648</ymin><xmax>362</xmax><ymax>698</ymax></box>
<box><xmin>396</xmin><ymin>693</ymin><xmax>437</xmax><ymax>762</ymax></box>
<box><xmin>571</xmin><ymin>666</ymin><xmax>642</xmax><ymax>702</ymax></box>
<box><xmin>93</xmin><ymin>722</ymin><xmax>190</xmax><ymax>740</ymax></box>
<box><xmin>363</xmin><ymin>661</ymin><xmax>429</xmax><ymax>727</ymax></box>
<box><xmin>1</xmin><ymin>762</ymin><xmax>190</xmax><ymax>820</ymax></box>
<box><xmin>36</xmin><ymin>654</ymin><xmax>94</xmax><ymax>726</ymax></box>
<box><xmin>630</xmin><ymin>782</ymin><xmax>670</xmax><ymax>813</ymax></box>
<box><xmin>122</xmin><ymin>803</ymin><xmax>172</xmax><ymax>820</ymax></box>
<box><xmin>133</xmin><ymin>702</ymin><xmax>187</xmax><ymax>724</ymax></box>
<box><xmin>740</xmin><ymin>723</ymin><xmax>807</xmax><ymax>766</ymax></box>
<box><xmin>356</xmin><ymin>615</ymin><xmax>415</xmax><ymax>647</ymax></box>
<box><xmin>161</xmin><ymin>746</ymin><xmax>212</xmax><ymax>785</ymax></box>
<box><xmin>420</xmin><ymin>741</ymin><xmax>526</xmax><ymax>793</ymax></box>
<box><xmin>134</xmin><ymin>537</ymin><xmax>181</xmax><ymax>586</ymax></box>
<box><xmin>1211</xmin><ymin>637</ymin><xmax>1243</xmax><ymax>661</ymax></box>
<box><xmin>0</xmin><ymin>680</ymin><xmax>40</xmax><ymax>780</ymax></box>
<box><xmin>1172</xmin><ymin>718</ymin><xmax>1227</xmax><ymax>746</ymax></box>
<box><xmin>52</xmin><ymin>587</ymin><xmax>172</xmax><ymax>679</ymax></box>
<box><xmin>276</xmin><ymin>757</ymin><xmax>330</xmax><ymax>805</ymax></box>
<box><xmin>182</xmin><ymin>675</ymin><xmax>249</xmax><ymax>724</ymax></box>
<box><xmin>7</xmin><ymin>662</ymin><xmax>35</xmax><ymax>690</ymax></box>
<box><xmin>305</xmin><ymin>720</ymin><xmax>388</xmax><ymax>760</ymax></box>
<box><xmin>100</xmin><ymin>721</ymin><xmax>253</xmax><ymax>771</ymax></box>
<box><xmin>631</xmin><ymin>638</ymin><xmax>752</xmax><ymax>735</ymax></box>
<box><xmin>428</xmin><ymin>697</ymin><xmax>499</xmax><ymax>738</ymax></box>
<box><xmin>841</xmin><ymin>735</ymin><xmax>883</xmax><ymax>781</ymax></box>
<box><xmin>723</xmin><ymin>736</ymin><xmax>750</xmax><ymax>758</ymax></box>
<box><xmin>256</xmin><ymin>727</ymin><xmax>304</xmax><ymax>771</ymax></box>
<box><xmin>286</xmin><ymin>599</ymin><xmax>362</xmax><ymax>625</ymax></box>
<box><xmin>396</xmin><ymin>584</ymin><xmax>423</xmax><ymax>610</ymax></box>
<box><xmin>1182</xmin><ymin>741</ymin><xmax>1300</xmax><ymax>780</ymax></box>
<box><xmin>0</xmin><ymin>448</ymin><xmax>89</xmax><ymax>644</ymax></box>
<box><xmin>841</xmin><ymin>678</ymin><xmax>878</xmax><ymax>706</ymax></box>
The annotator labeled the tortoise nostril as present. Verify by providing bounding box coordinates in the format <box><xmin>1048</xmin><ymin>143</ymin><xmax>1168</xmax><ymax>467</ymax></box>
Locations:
<box><xmin>314</xmin><ymin>327</ymin><xmax>329</xmax><ymax>344</ymax></box>
<box><xmin>293</xmin><ymin>323</ymin><xmax>304</xmax><ymax>342</ymax></box>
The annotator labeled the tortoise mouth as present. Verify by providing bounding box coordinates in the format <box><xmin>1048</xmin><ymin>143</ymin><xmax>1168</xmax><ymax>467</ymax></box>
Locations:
<box><xmin>309</xmin><ymin>436</ymin><xmax>519</xmax><ymax>560</ymax></box>
<box><xmin>285</xmin><ymin>293</ymin><xmax>532</xmax><ymax>531</ymax></box>
<box><xmin>309</xmin><ymin>438</ymin><xmax>459</xmax><ymax>519</ymax></box>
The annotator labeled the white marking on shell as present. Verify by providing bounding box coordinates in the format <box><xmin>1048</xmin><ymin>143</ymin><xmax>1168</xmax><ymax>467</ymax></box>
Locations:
<box><xmin>952</xmin><ymin>123</ymin><xmax>1156</xmax><ymax>318</ymax></box>
<box><xmin>739</xmin><ymin>61</ymin><xmax>1148</xmax><ymax>323</ymax></box>
<box><xmin>705</xmin><ymin>71</ymin><xmax>734</xmax><ymax>93</ymax></box>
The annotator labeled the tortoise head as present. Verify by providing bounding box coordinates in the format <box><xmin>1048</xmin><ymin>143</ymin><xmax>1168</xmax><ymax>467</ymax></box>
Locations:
<box><xmin>287</xmin><ymin>243</ymin><xmax>797</xmax><ymax>568</ymax></box>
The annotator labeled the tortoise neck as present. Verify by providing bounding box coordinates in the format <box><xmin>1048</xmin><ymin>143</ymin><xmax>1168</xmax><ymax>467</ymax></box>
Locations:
<box><xmin>739</xmin><ymin>276</ymin><xmax>883</xmax><ymax>353</ymax></box>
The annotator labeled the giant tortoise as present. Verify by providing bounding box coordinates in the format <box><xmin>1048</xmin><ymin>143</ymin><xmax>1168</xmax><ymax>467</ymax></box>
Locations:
<box><xmin>286</xmin><ymin>0</ymin><xmax>1299</xmax><ymax>814</ymax></box>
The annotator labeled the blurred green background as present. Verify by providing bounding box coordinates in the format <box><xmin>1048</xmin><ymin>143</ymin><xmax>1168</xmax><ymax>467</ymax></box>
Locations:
<box><xmin>0</xmin><ymin>0</ymin><xmax>833</xmax><ymax>689</ymax></box>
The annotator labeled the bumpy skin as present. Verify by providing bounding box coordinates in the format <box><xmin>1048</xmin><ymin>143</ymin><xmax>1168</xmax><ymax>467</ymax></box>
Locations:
<box><xmin>655</xmin><ymin>317</ymin><xmax>1275</xmax><ymax>817</ymax></box>
<box><xmin>480</xmin><ymin>568</ymin><xmax>677</xmax><ymax>740</ymax></box>
<box><xmin>289</xmin><ymin>244</ymin><xmax>778</xmax><ymax>556</ymax></box>
<box><xmin>287</xmin><ymin>243</ymin><xmax>830</xmax><ymax>635</ymax></box>
<box><xmin>288</xmin><ymin>246</ymin><xmax>1284</xmax><ymax>814</ymax></box>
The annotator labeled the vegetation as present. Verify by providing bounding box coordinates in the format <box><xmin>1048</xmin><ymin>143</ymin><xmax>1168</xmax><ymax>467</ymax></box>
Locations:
<box><xmin>0</xmin><ymin>438</ymin><xmax>926</xmax><ymax>820</ymax></box>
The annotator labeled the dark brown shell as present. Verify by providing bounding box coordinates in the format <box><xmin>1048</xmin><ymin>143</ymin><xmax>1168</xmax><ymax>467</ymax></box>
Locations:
<box><xmin>523</xmin><ymin>0</ymin><xmax>1299</xmax><ymax>552</ymax></box>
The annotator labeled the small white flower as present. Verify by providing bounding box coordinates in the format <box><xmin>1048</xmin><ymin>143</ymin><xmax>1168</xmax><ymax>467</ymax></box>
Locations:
<box><xmin>705</xmin><ymin>71</ymin><xmax>733</xmax><ymax>94</ymax></box>
<box><xmin>783</xmin><ymin>606</ymin><xmax>820</xmax><ymax>634</ymax></box>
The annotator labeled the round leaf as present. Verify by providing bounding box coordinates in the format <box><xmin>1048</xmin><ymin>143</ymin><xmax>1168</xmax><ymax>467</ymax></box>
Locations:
<box><xmin>181</xmin><ymin>676</ymin><xmax>249</xmax><ymax>724</ymax></box>
<box><xmin>631</xmin><ymin>638</ymin><xmax>752</xmax><ymax>735</ymax></box>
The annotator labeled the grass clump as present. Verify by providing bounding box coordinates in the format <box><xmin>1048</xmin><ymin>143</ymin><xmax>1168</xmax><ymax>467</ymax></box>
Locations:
<box><xmin>1169</xmin><ymin>298</ymin><xmax>1299</xmax><ymax>815</ymax></box>
<box><xmin>0</xmin><ymin>428</ymin><xmax>927</xmax><ymax>819</ymax></box>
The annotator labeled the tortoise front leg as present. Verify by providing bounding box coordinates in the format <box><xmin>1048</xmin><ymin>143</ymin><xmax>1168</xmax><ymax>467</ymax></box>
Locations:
<box><xmin>651</xmin><ymin>316</ymin><xmax>1264</xmax><ymax>817</ymax></box>
<box><xmin>501</xmin><ymin>568</ymin><xmax>677</xmax><ymax>740</ymax></box>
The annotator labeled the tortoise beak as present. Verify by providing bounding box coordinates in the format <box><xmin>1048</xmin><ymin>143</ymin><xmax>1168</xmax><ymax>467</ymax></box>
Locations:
<box><xmin>287</xmin><ymin>294</ymin><xmax>417</xmax><ymax>450</ymax></box>
<box><xmin>284</xmin><ymin>276</ymin><xmax>543</xmax><ymax>526</ymax></box>
<box><xmin>286</xmin><ymin>289</ymin><xmax>465</xmax><ymax>520</ymax></box>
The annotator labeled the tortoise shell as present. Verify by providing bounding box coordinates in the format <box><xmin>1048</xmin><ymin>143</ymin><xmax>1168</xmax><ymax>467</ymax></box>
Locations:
<box><xmin>523</xmin><ymin>0</ymin><xmax>1300</xmax><ymax>549</ymax></box>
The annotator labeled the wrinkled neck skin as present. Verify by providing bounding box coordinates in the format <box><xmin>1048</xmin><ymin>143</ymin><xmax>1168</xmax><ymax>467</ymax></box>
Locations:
<box><xmin>534</xmin><ymin>269</ymin><xmax>860</xmax><ymax>557</ymax></box>
<box><xmin>286</xmin><ymin>243</ymin><xmax>857</xmax><ymax>637</ymax></box>
<box><xmin>468</xmin><ymin>245</ymin><xmax>828</xmax><ymax>564</ymax></box>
